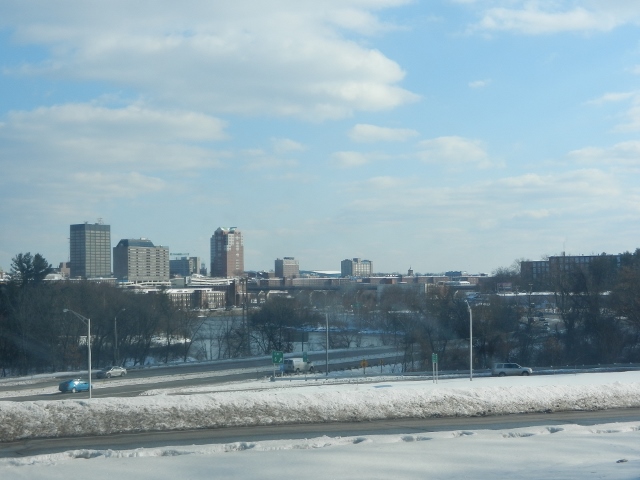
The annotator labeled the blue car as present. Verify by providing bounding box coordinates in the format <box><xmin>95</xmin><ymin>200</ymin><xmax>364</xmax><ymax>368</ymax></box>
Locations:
<box><xmin>58</xmin><ymin>378</ymin><xmax>91</xmax><ymax>393</ymax></box>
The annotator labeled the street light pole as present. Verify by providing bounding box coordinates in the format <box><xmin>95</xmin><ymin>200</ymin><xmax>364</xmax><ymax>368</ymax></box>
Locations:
<box><xmin>114</xmin><ymin>308</ymin><xmax>125</xmax><ymax>366</ymax></box>
<box><xmin>465</xmin><ymin>300</ymin><xmax>473</xmax><ymax>381</ymax></box>
<box><xmin>63</xmin><ymin>308</ymin><xmax>92</xmax><ymax>398</ymax></box>
<box><xmin>325</xmin><ymin>312</ymin><xmax>329</xmax><ymax>376</ymax></box>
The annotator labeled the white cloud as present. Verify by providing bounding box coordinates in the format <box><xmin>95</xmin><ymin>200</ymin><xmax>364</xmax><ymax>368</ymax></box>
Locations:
<box><xmin>348</xmin><ymin>123</ymin><xmax>419</xmax><ymax>142</ymax></box>
<box><xmin>586</xmin><ymin>91</ymin><xmax>637</xmax><ymax>105</ymax></box>
<box><xmin>468</xmin><ymin>79</ymin><xmax>492</xmax><ymax>88</ymax></box>
<box><xmin>467</xmin><ymin>2</ymin><xmax>640</xmax><ymax>35</ymax></box>
<box><xmin>512</xmin><ymin>209</ymin><xmax>551</xmax><ymax>220</ymax></box>
<box><xmin>477</xmin><ymin>7</ymin><xmax>614</xmax><ymax>34</ymax></box>
<box><xmin>70</xmin><ymin>172</ymin><xmax>167</xmax><ymax>199</ymax></box>
<box><xmin>417</xmin><ymin>136</ymin><xmax>492</xmax><ymax>168</ymax></box>
<box><xmin>493</xmin><ymin>169</ymin><xmax>619</xmax><ymax>198</ymax></box>
<box><xmin>271</xmin><ymin>138</ymin><xmax>306</xmax><ymax>154</ymax></box>
<box><xmin>331</xmin><ymin>151</ymin><xmax>372</xmax><ymax>168</ymax></box>
<box><xmin>568</xmin><ymin>141</ymin><xmax>640</xmax><ymax>169</ymax></box>
<box><xmin>243</xmin><ymin>157</ymin><xmax>299</xmax><ymax>172</ymax></box>
<box><xmin>0</xmin><ymin>102</ymin><xmax>234</xmax><ymax>222</ymax></box>
<box><xmin>336</xmin><ymin>166</ymin><xmax>624</xmax><ymax>240</ymax></box>
<box><xmin>362</xmin><ymin>176</ymin><xmax>409</xmax><ymax>189</ymax></box>
<box><xmin>0</xmin><ymin>1</ymin><xmax>419</xmax><ymax>121</ymax></box>
<box><xmin>586</xmin><ymin>91</ymin><xmax>640</xmax><ymax>132</ymax></box>
<box><xmin>0</xmin><ymin>103</ymin><xmax>228</xmax><ymax>174</ymax></box>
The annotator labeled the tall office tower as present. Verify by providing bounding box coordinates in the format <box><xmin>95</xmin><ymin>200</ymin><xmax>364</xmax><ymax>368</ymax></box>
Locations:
<box><xmin>113</xmin><ymin>238</ymin><xmax>170</xmax><ymax>283</ymax></box>
<box><xmin>70</xmin><ymin>222</ymin><xmax>112</xmax><ymax>279</ymax></box>
<box><xmin>275</xmin><ymin>257</ymin><xmax>299</xmax><ymax>278</ymax></box>
<box><xmin>210</xmin><ymin>227</ymin><xmax>244</xmax><ymax>277</ymax></box>
<box><xmin>341</xmin><ymin>258</ymin><xmax>373</xmax><ymax>277</ymax></box>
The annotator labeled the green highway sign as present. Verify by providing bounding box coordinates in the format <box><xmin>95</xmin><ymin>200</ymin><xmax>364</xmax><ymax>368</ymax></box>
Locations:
<box><xmin>272</xmin><ymin>351</ymin><xmax>284</xmax><ymax>364</ymax></box>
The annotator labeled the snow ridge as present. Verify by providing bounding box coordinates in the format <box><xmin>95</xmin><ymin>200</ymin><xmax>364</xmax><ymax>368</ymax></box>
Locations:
<box><xmin>2</xmin><ymin>373</ymin><xmax>640</xmax><ymax>442</ymax></box>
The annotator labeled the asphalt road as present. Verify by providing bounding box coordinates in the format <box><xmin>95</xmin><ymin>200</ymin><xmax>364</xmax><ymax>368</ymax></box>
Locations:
<box><xmin>1</xmin><ymin>408</ymin><xmax>639</xmax><ymax>459</ymax></box>
<box><xmin>0</xmin><ymin>346</ymin><xmax>400</xmax><ymax>402</ymax></box>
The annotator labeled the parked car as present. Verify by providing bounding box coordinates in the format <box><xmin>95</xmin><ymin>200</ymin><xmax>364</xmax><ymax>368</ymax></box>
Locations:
<box><xmin>96</xmin><ymin>366</ymin><xmax>127</xmax><ymax>378</ymax></box>
<box><xmin>491</xmin><ymin>363</ymin><xmax>533</xmax><ymax>377</ymax></box>
<box><xmin>283</xmin><ymin>358</ymin><xmax>314</xmax><ymax>374</ymax></box>
<box><xmin>58</xmin><ymin>378</ymin><xmax>92</xmax><ymax>393</ymax></box>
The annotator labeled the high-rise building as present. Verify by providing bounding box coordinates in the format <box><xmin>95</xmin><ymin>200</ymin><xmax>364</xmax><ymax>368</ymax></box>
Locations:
<box><xmin>275</xmin><ymin>257</ymin><xmax>299</xmax><ymax>278</ymax></box>
<box><xmin>341</xmin><ymin>258</ymin><xmax>373</xmax><ymax>277</ymax></box>
<box><xmin>210</xmin><ymin>227</ymin><xmax>244</xmax><ymax>278</ymax></box>
<box><xmin>70</xmin><ymin>222</ymin><xmax>111</xmax><ymax>279</ymax></box>
<box><xmin>113</xmin><ymin>238</ymin><xmax>170</xmax><ymax>283</ymax></box>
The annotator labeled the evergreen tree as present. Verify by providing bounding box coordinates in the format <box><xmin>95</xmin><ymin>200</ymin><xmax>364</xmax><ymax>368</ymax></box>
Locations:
<box><xmin>10</xmin><ymin>252</ymin><xmax>53</xmax><ymax>287</ymax></box>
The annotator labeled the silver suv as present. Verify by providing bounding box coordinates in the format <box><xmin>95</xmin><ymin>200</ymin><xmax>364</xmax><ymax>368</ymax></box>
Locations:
<box><xmin>96</xmin><ymin>366</ymin><xmax>127</xmax><ymax>378</ymax></box>
<box><xmin>491</xmin><ymin>363</ymin><xmax>532</xmax><ymax>377</ymax></box>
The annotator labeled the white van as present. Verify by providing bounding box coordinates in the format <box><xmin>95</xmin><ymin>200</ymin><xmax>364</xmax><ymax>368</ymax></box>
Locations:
<box><xmin>283</xmin><ymin>358</ymin><xmax>315</xmax><ymax>374</ymax></box>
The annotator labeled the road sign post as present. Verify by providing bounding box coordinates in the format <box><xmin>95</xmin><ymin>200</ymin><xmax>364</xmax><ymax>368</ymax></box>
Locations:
<box><xmin>272</xmin><ymin>351</ymin><xmax>284</xmax><ymax>378</ymax></box>
<box><xmin>432</xmin><ymin>353</ymin><xmax>438</xmax><ymax>383</ymax></box>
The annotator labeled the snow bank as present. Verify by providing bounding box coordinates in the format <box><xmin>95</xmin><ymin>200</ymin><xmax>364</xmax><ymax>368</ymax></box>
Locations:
<box><xmin>2</xmin><ymin>372</ymin><xmax>640</xmax><ymax>442</ymax></box>
<box><xmin>2</xmin><ymin>422</ymin><xmax>640</xmax><ymax>479</ymax></box>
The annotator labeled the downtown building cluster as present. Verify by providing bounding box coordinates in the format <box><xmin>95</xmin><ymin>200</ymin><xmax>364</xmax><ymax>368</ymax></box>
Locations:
<box><xmin>66</xmin><ymin>222</ymin><xmax>381</xmax><ymax>285</ymax></box>
<box><xmin>68</xmin><ymin>223</ymin><xmax>243</xmax><ymax>284</ymax></box>
<box><xmin>60</xmin><ymin>222</ymin><xmax>387</xmax><ymax>310</ymax></box>
<box><xmin>8</xmin><ymin>221</ymin><xmax>629</xmax><ymax>312</ymax></box>
<box><xmin>58</xmin><ymin>221</ymin><xmax>475</xmax><ymax>309</ymax></box>
<box><xmin>63</xmin><ymin>222</ymin><xmax>242</xmax><ymax>309</ymax></box>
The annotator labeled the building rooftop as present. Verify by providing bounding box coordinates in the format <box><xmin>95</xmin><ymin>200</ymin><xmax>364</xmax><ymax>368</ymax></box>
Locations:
<box><xmin>116</xmin><ymin>238</ymin><xmax>156</xmax><ymax>248</ymax></box>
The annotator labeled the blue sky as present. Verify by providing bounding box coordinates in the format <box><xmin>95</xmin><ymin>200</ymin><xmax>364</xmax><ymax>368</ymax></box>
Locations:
<box><xmin>1</xmin><ymin>0</ymin><xmax>640</xmax><ymax>275</ymax></box>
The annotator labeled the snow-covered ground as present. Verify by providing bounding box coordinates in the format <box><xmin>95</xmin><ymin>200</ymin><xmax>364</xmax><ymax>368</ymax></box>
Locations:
<box><xmin>2</xmin><ymin>371</ymin><xmax>640</xmax><ymax>479</ymax></box>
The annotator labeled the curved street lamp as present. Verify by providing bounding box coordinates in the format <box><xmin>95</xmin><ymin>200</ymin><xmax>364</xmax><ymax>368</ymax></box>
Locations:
<box><xmin>63</xmin><ymin>308</ymin><xmax>92</xmax><ymax>399</ymax></box>
<box><xmin>465</xmin><ymin>300</ymin><xmax>473</xmax><ymax>381</ymax></box>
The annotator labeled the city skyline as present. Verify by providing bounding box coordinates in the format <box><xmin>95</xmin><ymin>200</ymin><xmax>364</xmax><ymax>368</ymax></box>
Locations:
<box><xmin>10</xmin><ymin>220</ymin><xmax>637</xmax><ymax>279</ymax></box>
<box><xmin>2</xmin><ymin>2</ymin><xmax>640</xmax><ymax>274</ymax></box>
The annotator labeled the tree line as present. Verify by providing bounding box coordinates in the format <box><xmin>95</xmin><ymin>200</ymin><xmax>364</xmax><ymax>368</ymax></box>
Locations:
<box><xmin>257</xmin><ymin>249</ymin><xmax>640</xmax><ymax>372</ymax></box>
<box><xmin>2</xmin><ymin>249</ymin><xmax>640</xmax><ymax>376</ymax></box>
<box><xmin>0</xmin><ymin>253</ymin><xmax>207</xmax><ymax>376</ymax></box>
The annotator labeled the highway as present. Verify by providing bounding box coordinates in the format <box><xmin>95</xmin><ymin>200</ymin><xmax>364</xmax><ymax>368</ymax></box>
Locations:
<box><xmin>0</xmin><ymin>346</ymin><xmax>400</xmax><ymax>402</ymax></box>
<box><xmin>2</xmin><ymin>408</ymin><xmax>639</xmax><ymax>458</ymax></box>
<box><xmin>3</xmin><ymin>350</ymin><xmax>639</xmax><ymax>460</ymax></box>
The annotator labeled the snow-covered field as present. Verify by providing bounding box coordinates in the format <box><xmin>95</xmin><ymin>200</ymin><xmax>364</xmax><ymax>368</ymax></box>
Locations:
<box><xmin>2</xmin><ymin>371</ymin><xmax>640</xmax><ymax>479</ymax></box>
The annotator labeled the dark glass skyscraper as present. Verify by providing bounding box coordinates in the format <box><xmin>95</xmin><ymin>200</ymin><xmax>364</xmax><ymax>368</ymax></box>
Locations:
<box><xmin>70</xmin><ymin>222</ymin><xmax>111</xmax><ymax>278</ymax></box>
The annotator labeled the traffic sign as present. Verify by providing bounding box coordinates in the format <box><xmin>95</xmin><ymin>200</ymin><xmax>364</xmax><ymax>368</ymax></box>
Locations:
<box><xmin>272</xmin><ymin>351</ymin><xmax>284</xmax><ymax>364</ymax></box>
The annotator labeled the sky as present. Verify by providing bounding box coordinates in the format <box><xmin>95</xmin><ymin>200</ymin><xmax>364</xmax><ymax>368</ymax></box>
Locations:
<box><xmin>2</xmin><ymin>1</ymin><xmax>640</xmax><ymax>275</ymax></box>
<box><xmin>1</xmin><ymin>369</ymin><xmax>640</xmax><ymax>478</ymax></box>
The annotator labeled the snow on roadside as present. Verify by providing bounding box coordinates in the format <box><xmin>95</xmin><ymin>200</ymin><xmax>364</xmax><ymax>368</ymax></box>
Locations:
<box><xmin>2</xmin><ymin>372</ymin><xmax>640</xmax><ymax>443</ymax></box>
<box><xmin>1</xmin><ymin>421</ymin><xmax>639</xmax><ymax>479</ymax></box>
